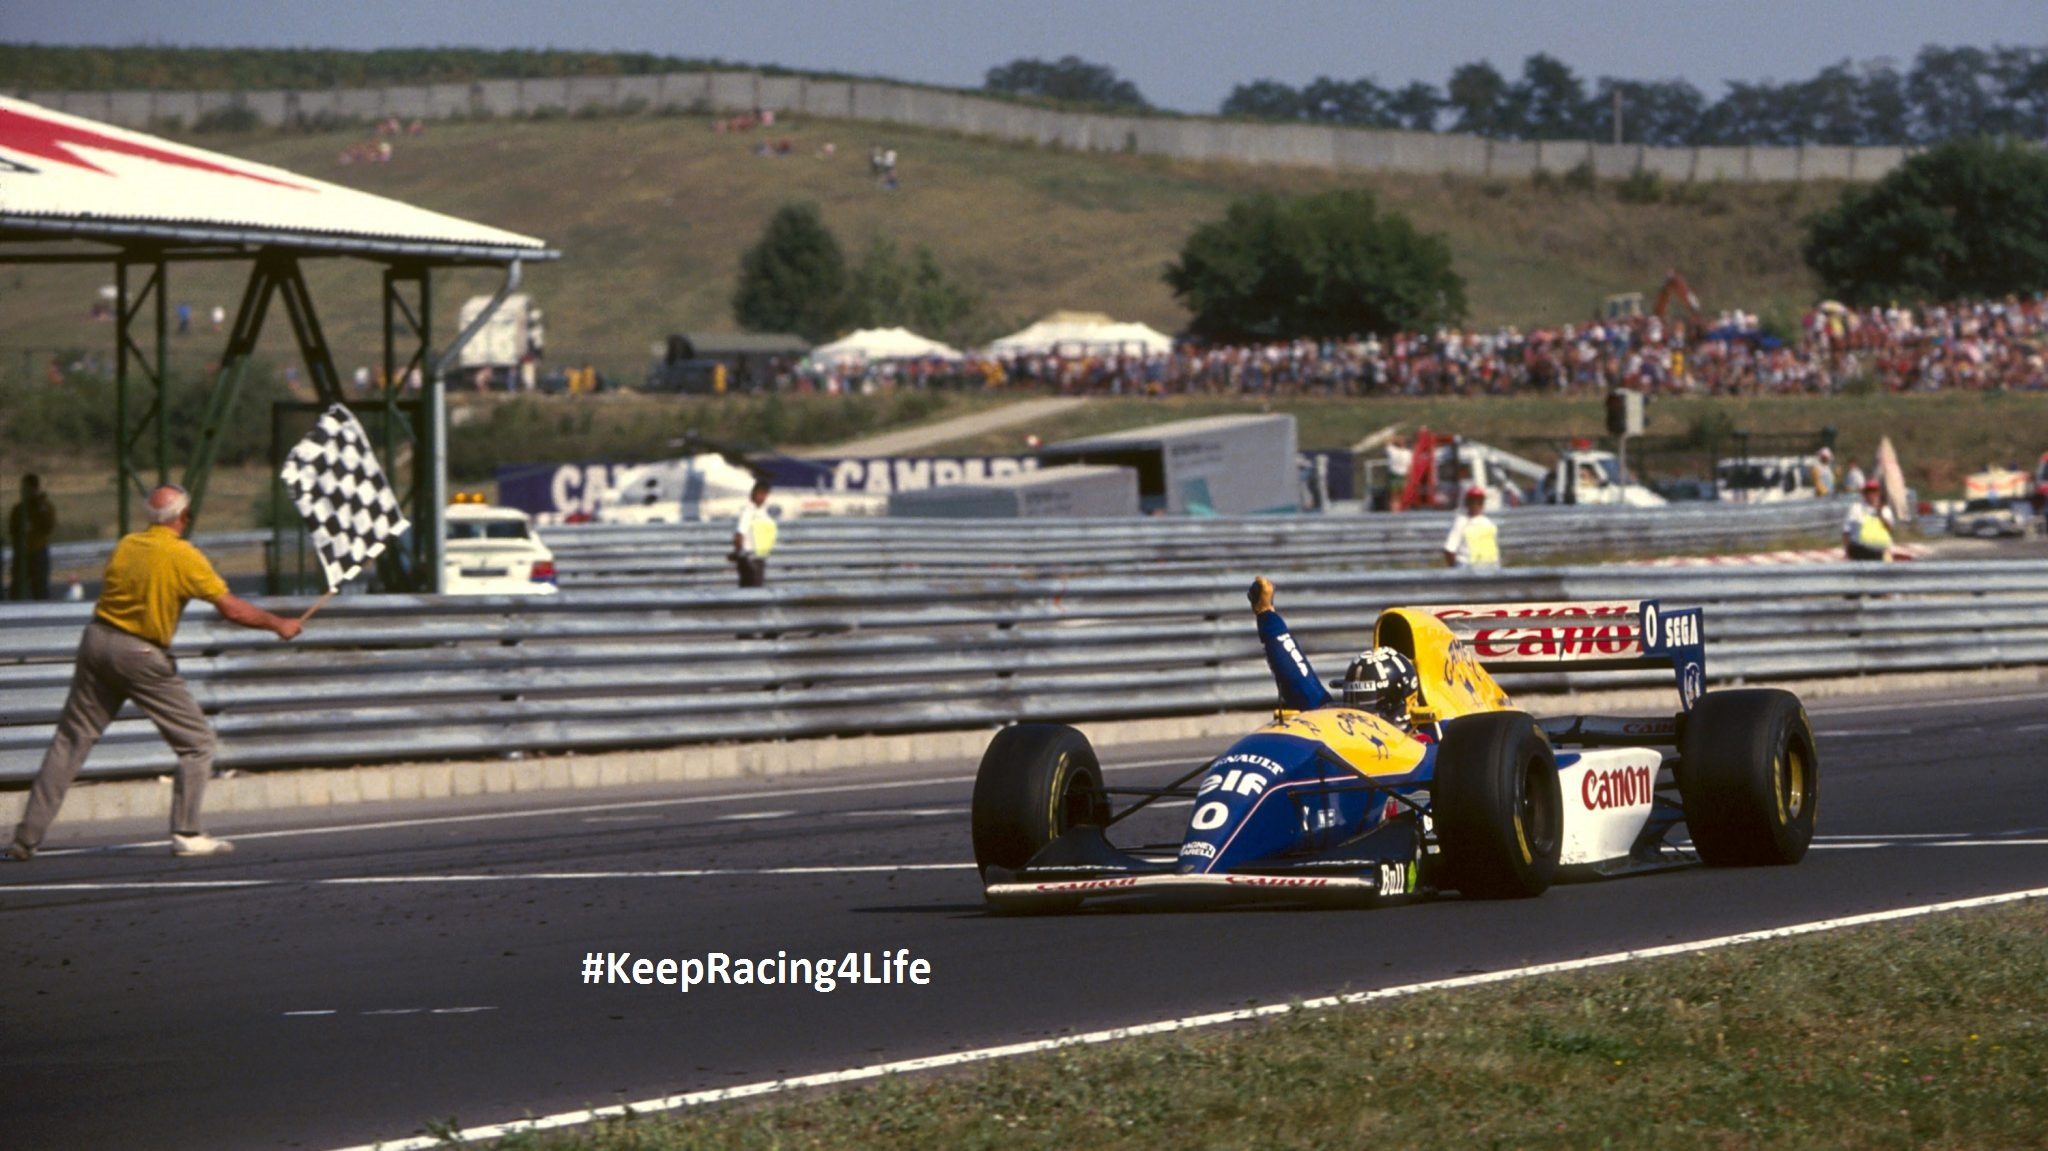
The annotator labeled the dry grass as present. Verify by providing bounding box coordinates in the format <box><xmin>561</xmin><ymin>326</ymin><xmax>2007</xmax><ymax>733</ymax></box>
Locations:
<box><xmin>1</xmin><ymin>113</ymin><xmax>1837</xmax><ymax>386</ymax></box>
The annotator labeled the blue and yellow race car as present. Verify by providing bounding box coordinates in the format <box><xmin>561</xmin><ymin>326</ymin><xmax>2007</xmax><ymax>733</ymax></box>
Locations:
<box><xmin>971</xmin><ymin>579</ymin><xmax>1817</xmax><ymax>912</ymax></box>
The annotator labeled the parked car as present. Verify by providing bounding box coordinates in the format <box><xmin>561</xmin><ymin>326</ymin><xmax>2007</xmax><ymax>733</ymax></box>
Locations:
<box><xmin>1948</xmin><ymin>497</ymin><xmax>2034</xmax><ymax>539</ymax></box>
<box><xmin>443</xmin><ymin>500</ymin><xmax>560</xmax><ymax>594</ymax></box>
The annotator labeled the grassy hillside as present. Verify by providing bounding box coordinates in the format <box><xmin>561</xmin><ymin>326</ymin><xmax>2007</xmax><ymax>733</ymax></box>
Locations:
<box><xmin>0</xmin><ymin>110</ymin><xmax>1840</xmax><ymax>387</ymax></box>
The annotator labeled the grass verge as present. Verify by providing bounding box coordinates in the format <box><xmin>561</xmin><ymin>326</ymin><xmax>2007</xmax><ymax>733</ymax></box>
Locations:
<box><xmin>483</xmin><ymin>898</ymin><xmax>2048</xmax><ymax>1150</ymax></box>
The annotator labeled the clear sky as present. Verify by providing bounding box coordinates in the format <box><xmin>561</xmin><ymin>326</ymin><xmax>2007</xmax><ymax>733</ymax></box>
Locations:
<box><xmin>6</xmin><ymin>0</ymin><xmax>2043</xmax><ymax>113</ymax></box>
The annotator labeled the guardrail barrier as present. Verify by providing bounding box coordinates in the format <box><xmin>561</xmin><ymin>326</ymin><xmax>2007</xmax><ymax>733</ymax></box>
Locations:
<box><xmin>2</xmin><ymin>555</ymin><xmax>2040</xmax><ymax>783</ymax></box>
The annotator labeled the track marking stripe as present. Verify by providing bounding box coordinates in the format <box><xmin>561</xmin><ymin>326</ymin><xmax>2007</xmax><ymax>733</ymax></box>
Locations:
<box><xmin>16</xmin><ymin>836</ymin><xmax>2048</xmax><ymax>896</ymax></box>
<box><xmin>324</xmin><ymin>885</ymin><xmax>2048</xmax><ymax>1151</ymax></box>
<box><xmin>0</xmin><ymin>863</ymin><xmax>976</xmax><ymax>894</ymax></box>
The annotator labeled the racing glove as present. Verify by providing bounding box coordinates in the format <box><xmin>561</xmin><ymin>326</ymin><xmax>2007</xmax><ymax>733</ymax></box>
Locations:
<box><xmin>1247</xmin><ymin>576</ymin><xmax>1274</xmax><ymax>614</ymax></box>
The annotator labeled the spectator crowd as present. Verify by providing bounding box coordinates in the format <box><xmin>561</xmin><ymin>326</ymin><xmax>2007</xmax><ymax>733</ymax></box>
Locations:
<box><xmin>792</xmin><ymin>294</ymin><xmax>2048</xmax><ymax>398</ymax></box>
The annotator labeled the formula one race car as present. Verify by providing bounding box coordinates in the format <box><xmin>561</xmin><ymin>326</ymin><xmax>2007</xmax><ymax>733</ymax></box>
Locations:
<box><xmin>970</xmin><ymin>593</ymin><xmax>1817</xmax><ymax>912</ymax></box>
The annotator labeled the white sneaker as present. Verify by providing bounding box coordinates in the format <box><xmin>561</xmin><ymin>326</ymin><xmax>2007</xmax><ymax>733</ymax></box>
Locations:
<box><xmin>171</xmin><ymin>833</ymin><xmax>235</xmax><ymax>857</ymax></box>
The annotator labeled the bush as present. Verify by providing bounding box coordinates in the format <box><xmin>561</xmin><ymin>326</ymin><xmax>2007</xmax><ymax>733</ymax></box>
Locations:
<box><xmin>192</xmin><ymin>103</ymin><xmax>263</xmax><ymax>133</ymax></box>
<box><xmin>1804</xmin><ymin>137</ymin><xmax>2048</xmax><ymax>305</ymax></box>
<box><xmin>1615</xmin><ymin>169</ymin><xmax>1662</xmax><ymax>204</ymax></box>
<box><xmin>1165</xmin><ymin>189</ymin><xmax>1466</xmax><ymax>340</ymax></box>
<box><xmin>0</xmin><ymin>358</ymin><xmax>289</xmax><ymax>468</ymax></box>
<box><xmin>732</xmin><ymin>203</ymin><xmax>847</xmax><ymax>343</ymax></box>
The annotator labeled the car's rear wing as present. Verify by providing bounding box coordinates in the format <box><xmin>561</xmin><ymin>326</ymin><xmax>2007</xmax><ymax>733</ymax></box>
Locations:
<box><xmin>1410</xmin><ymin>600</ymin><xmax>1707</xmax><ymax>710</ymax></box>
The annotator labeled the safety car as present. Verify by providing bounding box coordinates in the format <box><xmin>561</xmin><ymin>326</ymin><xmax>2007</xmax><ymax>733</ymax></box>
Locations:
<box><xmin>443</xmin><ymin>499</ymin><xmax>560</xmax><ymax>595</ymax></box>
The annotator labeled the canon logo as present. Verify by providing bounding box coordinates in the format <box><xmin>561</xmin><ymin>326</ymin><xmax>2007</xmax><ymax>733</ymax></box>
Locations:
<box><xmin>1039</xmin><ymin>878</ymin><xmax>1138</xmax><ymax>892</ymax></box>
<box><xmin>1224</xmin><ymin>876</ymin><xmax>1330</xmax><ymax>888</ymax></box>
<box><xmin>1581</xmin><ymin>764</ymin><xmax>1654</xmax><ymax>810</ymax></box>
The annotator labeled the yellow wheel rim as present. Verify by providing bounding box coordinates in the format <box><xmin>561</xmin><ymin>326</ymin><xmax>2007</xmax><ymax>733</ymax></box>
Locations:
<box><xmin>1776</xmin><ymin>745</ymin><xmax>1807</xmax><ymax>823</ymax></box>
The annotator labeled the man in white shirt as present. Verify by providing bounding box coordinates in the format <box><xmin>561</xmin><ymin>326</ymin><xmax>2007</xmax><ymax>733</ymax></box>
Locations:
<box><xmin>1442</xmin><ymin>486</ymin><xmax>1501</xmax><ymax>571</ymax></box>
<box><xmin>731</xmin><ymin>481</ymin><xmax>774</xmax><ymax>587</ymax></box>
<box><xmin>1843</xmin><ymin>479</ymin><xmax>1894</xmax><ymax>561</ymax></box>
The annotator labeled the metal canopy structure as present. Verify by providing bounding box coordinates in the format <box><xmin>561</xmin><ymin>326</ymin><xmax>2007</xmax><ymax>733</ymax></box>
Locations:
<box><xmin>0</xmin><ymin>96</ymin><xmax>557</xmax><ymax>591</ymax></box>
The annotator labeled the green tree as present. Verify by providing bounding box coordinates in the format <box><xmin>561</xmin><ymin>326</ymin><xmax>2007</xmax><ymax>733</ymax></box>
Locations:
<box><xmin>1802</xmin><ymin>138</ymin><xmax>2048</xmax><ymax>305</ymax></box>
<box><xmin>983</xmin><ymin>56</ymin><xmax>1148</xmax><ymax>109</ymax></box>
<box><xmin>732</xmin><ymin>203</ymin><xmax>847</xmax><ymax>342</ymax></box>
<box><xmin>838</xmin><ymin>237</ymin><xmax>983</xmax><ymax>343</ymax></box>
<box><xmin>1445</xmin><ymin>61</ymin><xmax>1512</xmax><ymax>136</ymax></box>
<box><xmin>1509</xmin><ymin>53</ymin><xmax>1591</xmax><ymax>140</ymax></box>
<box><xmin>1220</xmin><ymin>79</ymin><xmax>1305</xmax><ymax>120</ymax></box>
<box><xmin>1164</xmin><ymin>189</ymin><xmax>1466</xmax><ymax>341</ymax></box>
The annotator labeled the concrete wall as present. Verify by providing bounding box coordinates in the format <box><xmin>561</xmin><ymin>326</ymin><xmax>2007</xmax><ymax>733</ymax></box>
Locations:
<box><xmin>12</xmin><ymin>70</ymin><xmax>1915</xmax><ymax>183</ymax></box>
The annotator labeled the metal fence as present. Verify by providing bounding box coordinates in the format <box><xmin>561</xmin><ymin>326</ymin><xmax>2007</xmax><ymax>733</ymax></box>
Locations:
<box><xmin>1</xmin><ymin>558</ymin><xmax>2041</xmax><ymax>783</ymax></box>
<box><xmin>539</xmin><ymin>502</ymin><xmax>1848</xmax><ymax>586</ymax></box>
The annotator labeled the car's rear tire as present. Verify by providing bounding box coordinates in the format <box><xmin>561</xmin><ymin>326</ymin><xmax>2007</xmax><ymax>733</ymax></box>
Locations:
<box><xmin>1678</xmin><ymin>689</ymin><xmax>1818</xmax><ymax>865</ymax></box>
<box><xmin>1432</xmin><ymin>712</ymin><xmax>1561</xmax><ymax>898</ymax></box>
<box><xmin>971</xmin><ymin>723</ymin><xmax>1110</xmax><ymax>881</ymax></box>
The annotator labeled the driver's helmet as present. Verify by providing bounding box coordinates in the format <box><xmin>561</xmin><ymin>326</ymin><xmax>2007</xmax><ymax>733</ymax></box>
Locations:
<box><xmin>1342</xmin><ymin>647</ymin><xmax>1419</xmax><ymax>723</ymax></box>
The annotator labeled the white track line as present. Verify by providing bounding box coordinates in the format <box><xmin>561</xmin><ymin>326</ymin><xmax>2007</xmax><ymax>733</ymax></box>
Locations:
<box><xmin>14</xmin><ymin>835</ymin><xmax>2048</xmax><ymax>896</ymax></box>
<box><xmin>325</xmin><ymin>884</ymin><xmax>2048</xmax><ymax>1151</ymax></box>
<box><xmin>0</xmin><ymin>862</ymin><xmax>977</xmax><ymax>894</ymax></box>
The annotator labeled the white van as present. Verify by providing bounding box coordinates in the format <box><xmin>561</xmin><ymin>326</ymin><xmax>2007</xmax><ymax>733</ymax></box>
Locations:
<box><xmin>1715</xmin><ymin>456</ymin><xmax>1828</xmax><ymax>504</ymax></box>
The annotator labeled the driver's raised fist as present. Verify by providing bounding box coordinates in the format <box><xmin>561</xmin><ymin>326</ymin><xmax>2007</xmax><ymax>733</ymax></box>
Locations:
<box><xmin>1247</xmin><ymin>576</ymin><xmax>1274</xmax><ymax>614</ymax></box>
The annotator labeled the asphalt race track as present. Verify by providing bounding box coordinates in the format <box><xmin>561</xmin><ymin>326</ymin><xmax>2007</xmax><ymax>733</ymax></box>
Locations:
<box><xmin>3</xmin><ymin>687</ymin><xmax>2046</xmax><ymax>1149</ymax></box>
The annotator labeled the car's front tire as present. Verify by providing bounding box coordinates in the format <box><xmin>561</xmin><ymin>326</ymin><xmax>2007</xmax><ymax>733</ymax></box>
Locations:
<box><xmin>1677</xmin><ymin>689</ymin><xmax>1818</xmax><ymax>865</ymax></box>
<box><xmin>1432</xmin><ymin>712</ymin><xmax>1561</xmax><ymax>898</ymax></box>
<box><xmin>970</xmin><ymin>723</ymin><xmax>1109</xmax><ymax>881</ymax></box>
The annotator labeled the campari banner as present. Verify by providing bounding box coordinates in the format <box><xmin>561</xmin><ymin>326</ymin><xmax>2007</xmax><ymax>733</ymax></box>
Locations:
<box><xmin>495</xmin><ymin>451</ymin><xmax>1353</xmax><ymax>518</ymax></box>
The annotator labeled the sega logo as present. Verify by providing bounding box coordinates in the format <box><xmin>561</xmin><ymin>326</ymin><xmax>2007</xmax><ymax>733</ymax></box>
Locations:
<box><xmin>1276</xmin><ymin>633</ymin><xmax>1311</xmax><ymax>677</ymax></box>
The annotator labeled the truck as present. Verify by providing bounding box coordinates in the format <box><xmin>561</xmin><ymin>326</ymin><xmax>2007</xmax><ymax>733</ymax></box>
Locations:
<box><xmin>1715</xmin><ymin>454</ymin><xmax>1832</xmax><ymax>504</ymax></box>
<box><xmin>887</xmin><ymin>465</ymin><xmax>1140</xmax><ymax>519</ymax></box>
<box><xmin>1384</xmin><ymin>431</ymin><xmax>1660</xmax><ymax>510</ymax></box>
<box><xmin>643</xmin><ymin>333</ymin><xmax>810</xmax><ymax>394</ymax></box>
<box><xmin>454</xmin><ymin>293</ymin><xmax>543</xmax><ymax>388</ymax></box>
<box><xmin>1036</xmin><ymin>414</ymin><xmax>1300</xmax><ymax>515</ymax></box>
<box><xmin>1538</xmin><ymin>450</ymin><xmax>1666</xmax><ymax>507</ymax></box>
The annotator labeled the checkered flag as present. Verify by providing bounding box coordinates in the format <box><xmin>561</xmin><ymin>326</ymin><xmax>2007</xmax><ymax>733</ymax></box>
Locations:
<box><xmin>279</xmin><ymin>404</ymin><xmax>411</xmax><ymax>591</ymax></box>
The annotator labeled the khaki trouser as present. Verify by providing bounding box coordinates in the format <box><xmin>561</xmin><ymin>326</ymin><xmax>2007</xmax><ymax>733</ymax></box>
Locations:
<box><xmin>13</xmin><ymin>620</ymin><xmax>215</xmax><ymax>850</ymax></box>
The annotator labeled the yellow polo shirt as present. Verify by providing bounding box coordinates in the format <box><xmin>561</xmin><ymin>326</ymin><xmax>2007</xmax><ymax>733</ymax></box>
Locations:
<box><xmin>94</xmin><ymin>525</ymin><xmax>229</xmax><ymax>648</ymax></box>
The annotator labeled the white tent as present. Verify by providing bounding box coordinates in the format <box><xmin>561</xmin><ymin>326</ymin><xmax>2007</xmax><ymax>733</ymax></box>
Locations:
<box><xmin>986</xmin><ymin>311</ymin><xmax>1175</xmax><ymax>357</ymax></box>
<box><xmin>805</xmin><ymin>327</ymin><xmax>962</xmax><ymax>368</ymax></box>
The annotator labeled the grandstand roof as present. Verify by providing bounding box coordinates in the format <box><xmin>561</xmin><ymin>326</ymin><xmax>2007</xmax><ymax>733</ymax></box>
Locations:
<box><xmin>0</xmin><ymin>96</ymin><xmax>553</xmax><ymax>264</ymax></box>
